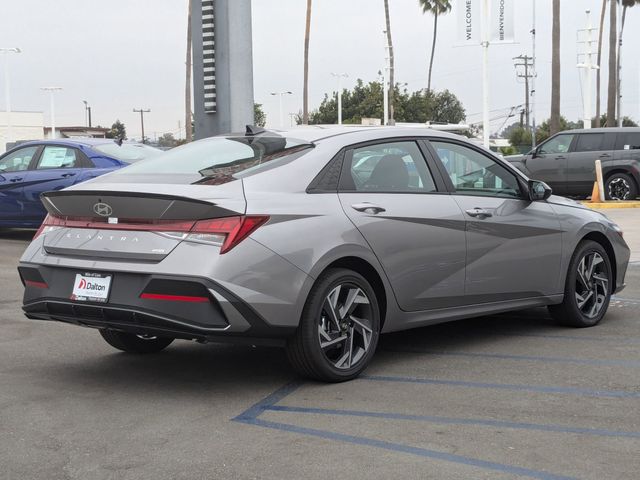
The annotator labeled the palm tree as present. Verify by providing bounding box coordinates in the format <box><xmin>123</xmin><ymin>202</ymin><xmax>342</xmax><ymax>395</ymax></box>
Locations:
<box><xmin>595</xmin><ymin>0</ymin><xmax>607</xmax><ymax>128</ymax></box>
<box><xmin>302</xmin><ymin>0</ymin><xmax>313</xmax><ymax>125</ymax></box>
<box><xmin>550</xmin><ymin>0</ymin><xmax>561</xmax><ymax>135</ymax></box>
<box><xmin>617</xmin><ymin>0</ymin><xmax>640</xmax><ymax>125</ymax></box>
<box><xmin>606</xmin><ymin>0</ymin><xmax>617</xmax><ymax>126</ymax></box>
<box><xmin>185</xmin><ymin>0</ymin><xmax>193</xmax><ymax>141</ymax></box>
<box><xmin>419</xmin><ymin>0</ymin><xmax>452</xmax><ymax>93</ymax></box>
<box><xmin>384</xmin><ymin>0</ymin><xmax>395</xmax><ymax>124</ymax></box>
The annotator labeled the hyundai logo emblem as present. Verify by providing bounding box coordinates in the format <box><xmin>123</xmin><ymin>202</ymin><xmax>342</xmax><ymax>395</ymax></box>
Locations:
<box><xmin>93</xmin><ymin>202</ymin><xmax>113</xmax><ymax>217</ymax></box>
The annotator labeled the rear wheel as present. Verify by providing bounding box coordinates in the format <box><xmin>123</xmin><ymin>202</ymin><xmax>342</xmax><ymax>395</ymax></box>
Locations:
<box><xmin>605</xmin><ymin>173</ymin><xmax>637</xmax><ymax>200</ymax></box>
<box><xmin>548</xmin><ymin>240</ymin><xmax>612</xmax><ymax>327</ymax></box>
<box><xmin>286</xmin><ymin>268</ymin><xmax>380</xmax><ymax>382</ymax></box>
<box><xmin>100</xmin><ymin>330</ymin><xmax>174</xmax><ymax>353</ymax></box>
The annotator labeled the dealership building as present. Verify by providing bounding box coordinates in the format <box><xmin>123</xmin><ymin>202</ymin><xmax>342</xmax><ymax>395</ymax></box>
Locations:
<box><xmin>0</xmin><ymin>111</ymin><xmax>44</xmax><ymax>153</ymax></box>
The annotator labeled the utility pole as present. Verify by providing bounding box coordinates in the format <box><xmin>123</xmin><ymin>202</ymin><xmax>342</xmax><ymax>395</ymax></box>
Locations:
<box><xmin>41</xmin><ymin>87</ymin><xmax>62</xmax><ymax>139</ymax></box>
<box><xmin>577</xmin><ymin>10</ymin><xmax>598</xmax><ymax>130</ymax></box>
<box><xmin>83</xmin><ymin>100</ymin><xmax>92</xmax><ymax>127</ymax></box>
<box><xmin>331</xmin><ymin>73</ymin><xmax>348</xmax><ymax>125</ymax></box>
<box><xmin>133</xmin><ymin>108</ymin><xmax>151</xmax><ymax>143</ymax></box>
<box><xmin>617</xmin><ymin>3</ymin><xmax>623</xmax><ymax>127</ymax></box>
<box><xmin>531</xmin><ymin>0</ymin><xmax>537</xmax><ymax>148</ymax></box>
<box><xmin>382</xmin><ymin>30</ymin><xmax>390</xmax><ymax>126</ymax></box>
<box><xmin>1</xmin><ymin>47</ymin><xmax>21</xmax><ymax>145</ymax></box>
<box><xmin>513</xmin><ymin>55</ymin><xmax>534</xmax><ymax>129</ymax></box>
<box><xmin>481</xmin><ymin>0</ymin><xmax>490</xmax><ymax>148</ymax></box>
<box><xmin>270</xmin><ymin>92</ymin><xmax>292</xmax><ymax>129</ymax></box>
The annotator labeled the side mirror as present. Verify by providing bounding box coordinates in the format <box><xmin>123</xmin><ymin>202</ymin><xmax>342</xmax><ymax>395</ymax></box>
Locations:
<box><xmin>529</xmin><ymin>180</ymin><xmax>552</xmax><ymax>201</ymax></box>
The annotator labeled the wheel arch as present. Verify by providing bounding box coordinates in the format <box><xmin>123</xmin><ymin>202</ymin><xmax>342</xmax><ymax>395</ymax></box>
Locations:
<box><xmin>604</xmin><ymin>168</ymin><xmax>639</xmax><ymax>191</ymax></box>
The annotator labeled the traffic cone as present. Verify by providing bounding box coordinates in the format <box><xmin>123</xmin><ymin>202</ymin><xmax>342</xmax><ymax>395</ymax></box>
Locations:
<box><xmin>590</xmin><ymin>181</ymin><xmax>601</xmax><ymax>203</ymax></box>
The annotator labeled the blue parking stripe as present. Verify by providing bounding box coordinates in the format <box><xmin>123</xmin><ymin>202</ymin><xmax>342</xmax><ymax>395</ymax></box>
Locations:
<box><xmin>380</xmin><ymin>348</ymin><xmax>640</xmax><ymax>368</ymax></box>
<box><xmin>362</xmin><ymin>375</ymin><xmax>640</xmax><ymax>398</ymax></box>
<box><xmin>612</xmin><ymin>296</ymin><xmax>640</xmax><ymax>305</ymax></box>
<box><xmin>232</xmin><ymin>381</ymin><xmax>301</xmax><ymax>422</ymax></box>
<box><xmin>265</xmin><ymin>405</ymin><xmax>640</xmax><ymax>439</ymax></box>
<box><xmin>490</xmin><ymin>331</ymin><xmax>640</xmax><ymax>344</ymax></box>
<box><xmin>239</xmin><ymin>417</ymin><xmax>577</xmax><ymax>480</ymax></box>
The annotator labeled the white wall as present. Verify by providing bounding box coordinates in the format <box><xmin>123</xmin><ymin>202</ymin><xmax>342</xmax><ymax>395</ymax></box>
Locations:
<box><xmin>0</xmin><ymin>111</ymin><xmax>44</xmax><ymax>153</ymax></box>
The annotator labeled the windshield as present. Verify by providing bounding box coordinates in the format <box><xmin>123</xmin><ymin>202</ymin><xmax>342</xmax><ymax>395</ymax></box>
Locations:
<box><xmin>97</xmin><ymin>135</ymin><xmax>314</xmax><ymax>185</ymax></box>
<box><xmin>94</xmin><ymin>143</ymin><xmax>162</xmax><ymax>163</ymax></box>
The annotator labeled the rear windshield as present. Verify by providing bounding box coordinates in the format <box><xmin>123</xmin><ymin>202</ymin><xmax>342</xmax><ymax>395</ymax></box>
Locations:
<box><xmin>97</xmin><ymin>135</ymin><xmax>314</xmax><ymax>184</ymax></box>
<box><xmin>94</xmin><ymin>143</ymin><xmax>162</xmax><ymax>163</ymax></box>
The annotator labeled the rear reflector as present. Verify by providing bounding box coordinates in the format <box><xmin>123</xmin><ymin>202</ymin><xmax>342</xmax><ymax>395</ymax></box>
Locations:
<box><xmin>140</xmin><ymin>293</ymin><xmax>210</xmax><ymax>303</ymax></box>
<box><xmin>34</xmin><ymin>214</ymin><xmax>269</xmax><ymax>254</ymax></box>
<box><xmin>25</xmin><ymin>280</ymin><xmax>48</xmax><ymax>289</ymax></box>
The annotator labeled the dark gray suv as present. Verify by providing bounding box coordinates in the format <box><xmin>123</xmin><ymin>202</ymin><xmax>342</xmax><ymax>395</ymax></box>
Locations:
<box><xmin>507</xmin><ymin>128</ymin><xmax>640</xmax><ymax>200</ymax></box>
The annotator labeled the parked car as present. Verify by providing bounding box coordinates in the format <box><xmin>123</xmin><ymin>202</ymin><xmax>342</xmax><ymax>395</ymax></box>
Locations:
<box><xmin>0</xmin><ymin>139</ymin><xmax>161</xmax><ymax>228</ymax></box>
<box><xmin>506</xmin><ymin>127</ymin><xmax>640</xmax><ymax>200</ymax></box>
<box><xmin>18</xmin><ymin>127</ymin><xmax>629</xmax><ymax>382</ymax></box>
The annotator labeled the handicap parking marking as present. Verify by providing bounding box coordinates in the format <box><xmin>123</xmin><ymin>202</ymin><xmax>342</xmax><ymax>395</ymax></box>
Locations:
<box><xmin>233</xmin><ymin>382</ymin><xmax>580</xmax><ymax>480</ymax></box>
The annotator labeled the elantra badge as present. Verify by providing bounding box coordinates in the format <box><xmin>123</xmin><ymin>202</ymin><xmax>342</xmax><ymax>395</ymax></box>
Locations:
<box><xmin>93</xmin><ymin>202</ymin><xmax>113</xmax><ymax>217</ymax></box>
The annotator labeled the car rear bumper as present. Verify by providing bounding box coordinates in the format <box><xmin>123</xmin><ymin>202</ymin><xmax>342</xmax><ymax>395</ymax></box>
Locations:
<box><xmin>19</xmin><ymin>264</ymin><xmax>295</xmax><ymax>345</ymax></box>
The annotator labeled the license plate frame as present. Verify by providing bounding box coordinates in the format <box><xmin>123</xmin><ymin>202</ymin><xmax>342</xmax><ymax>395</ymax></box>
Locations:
<box><xmin>71</xmin><ymin>272</ymin><xmax>112</xmax><ymax>303</ymax></box>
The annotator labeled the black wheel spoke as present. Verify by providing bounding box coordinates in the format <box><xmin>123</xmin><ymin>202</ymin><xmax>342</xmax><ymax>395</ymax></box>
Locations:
<box><xmin>574</xmin><ymin>252</ymin><xmax>609</xmax><ymax>319</ymax></box>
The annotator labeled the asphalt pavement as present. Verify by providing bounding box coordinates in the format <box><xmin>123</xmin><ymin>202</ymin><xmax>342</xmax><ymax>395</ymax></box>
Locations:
<box><xmin>1</xmin><ymin>216</ymin><xmax>639</xmax><ymax>480</ymax></box>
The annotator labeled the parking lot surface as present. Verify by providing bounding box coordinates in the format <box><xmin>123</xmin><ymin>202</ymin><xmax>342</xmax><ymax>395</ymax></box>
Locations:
<box><xmin>1</xmin><ymin>219</ymin><xmax>639</xmax><ymax>480</ymax></box>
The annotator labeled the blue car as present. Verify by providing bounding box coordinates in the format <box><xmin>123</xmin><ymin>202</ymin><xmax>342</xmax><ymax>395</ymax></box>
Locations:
<box><xmin>0</xmin><ymin>139</ymin><xmax>161</xmax><ymax>228</ymax></box>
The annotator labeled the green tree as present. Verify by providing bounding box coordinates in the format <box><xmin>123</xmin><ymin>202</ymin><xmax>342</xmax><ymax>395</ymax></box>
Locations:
<box><xmin>384</xmin><ymin>0</ymin><xmax>395</xmax><ymax>124</ymax></box>
<box><xmin>106</xmin><ymin>120</ymin><xmax>126</xmax><ymax>140</ymax></box>
<box><xmin>158</xmin><ymin>133</ymin><xmax>177</xmax><ymax>148</ymax></box>
<box><xmin>254</xmin><ymin>103</ymin><xmax>267</xmax><ymax>127</ymax></box>
<box><xmin>419</xmin><ymin>0</ymin><xmax>452</xmax><ymax>93</ymax></box>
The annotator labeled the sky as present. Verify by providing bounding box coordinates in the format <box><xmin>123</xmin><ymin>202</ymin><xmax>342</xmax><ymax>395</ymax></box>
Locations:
<box><xmin>1</xmin><ymin>0</ymin><xmax>639</xmax><ymax>140</ymax></box>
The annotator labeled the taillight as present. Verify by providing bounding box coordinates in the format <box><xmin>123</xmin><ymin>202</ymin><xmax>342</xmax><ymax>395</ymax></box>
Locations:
<box><xmin>33</xmin><ymin>214</ymin><xmax>269</xmax><ymax>254</ymax></box>
<box><xmin>189</xmin><ymin>215</ymin><xmax>269</xmax><ymax>253</ymax></box>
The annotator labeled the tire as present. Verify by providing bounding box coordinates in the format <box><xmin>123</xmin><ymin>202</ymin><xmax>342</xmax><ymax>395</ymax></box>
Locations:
<box><xmin>605</xmin><ymin>173</ymin><xmax>637</xmax><ymax>200</ymax></box>
<box><xmin>286</xmin><ymin>268</ymin><xmax>381</xmax><ymax>382</ymax></box>
<box><xmin>99</xmin><ymin>329</ymin><xmax>174</xmax><ymax>354</ymax></box>
<box><xmin>548</xmin><ymin>240</ymin><xmax>612</xmax><ymax>328</ymax></box>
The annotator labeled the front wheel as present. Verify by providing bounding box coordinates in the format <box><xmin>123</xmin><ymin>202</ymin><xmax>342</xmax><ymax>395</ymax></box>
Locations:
<box><xmin>286</xmin><ymin>268</ymin><xmax>380</xmax><ymax>382</ymax></box>
<box><xmin>605</xmin><ymin>173</ymin><xmax>637</xmax><ymax>200</ymax></box>
<box><xmin>548</xmin><ymin>240</ymin><xmax>612</xmax><ymax>327</ymax></box>
<box><xmin>100</xmin><ymin>330</ymin><xmax>174</xmax><ymax>353</ymax></box>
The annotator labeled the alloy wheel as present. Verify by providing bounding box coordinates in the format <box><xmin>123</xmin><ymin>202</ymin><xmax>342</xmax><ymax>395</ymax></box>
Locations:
<box><xmin>575</xmin><ymin>252</ymin><xmax>609</xmax><ymax>319</ymax></box>
<box><xmin>318</xmin><ymin>283</ymin><xmax>374</xmax><ymax>370</ymax></box>
<box><xmin>608</xmin><ymin>178</ymin><xmax>631</xmax><ymax>200</ymax></box>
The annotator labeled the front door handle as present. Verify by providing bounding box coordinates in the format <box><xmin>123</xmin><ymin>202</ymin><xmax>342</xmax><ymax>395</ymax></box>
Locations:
<box><xmin>599</xmin><ymin>153</ymin><xmax>611</xmax><ymax>158</ymax></box>
<box><xmin>555</xmin><ymin>155</ymin><xmax>566</xmax><ymax>160</ymax></box>
<box><xmin>351</xmin><ymin>203</ymin><xmax>386</xmax><ymax>214</ymax></box>
<box><xmin>9</xmin><ymin>177</ymin><xmax>23</xmax><ymax>182</ymax></box>
<box><xmin>465</xmin><ymin>208</ymin><xmax>493</xmax><ymax>218</ymax></box>
<box><xmin>61</xmin><ymin>173</ymin><xmax>76</xmax><ymax>178</ymax></box>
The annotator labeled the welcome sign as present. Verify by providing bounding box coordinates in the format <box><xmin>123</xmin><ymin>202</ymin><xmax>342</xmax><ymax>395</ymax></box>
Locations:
<box><xmin>457</xmin><ymin>0</ymin><xmax>514</xmax><ymax>45</ymax></box>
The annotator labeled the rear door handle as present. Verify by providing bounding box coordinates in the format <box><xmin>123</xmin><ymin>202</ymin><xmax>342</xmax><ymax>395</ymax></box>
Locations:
<box><xmin>9</xmin><ymin>177</ymin><xmax>23</xmax><ymax>182</ymax></box>
<box><xmin>351</xmin><ymin>203</ymin><xmax>386</xmax><ymax>214</ymax></box>
<box><xmin>465</xmin><ymin>208</ymin><xmax>493</xmax><ymax>218</ymax></box>
<box><xmin>61</xmin><ymin>173</ymin><xmax>76</xmax><ymax>178</ymax></box>
<box><xmin>555</xmin><ymin>155</ymin><xmax>566</xmax><ymax>160</ymax></box>
<box><xmin>599</xmin><ymin>153</ymin><xmax>611</xmax><ymax>158</ymax></box>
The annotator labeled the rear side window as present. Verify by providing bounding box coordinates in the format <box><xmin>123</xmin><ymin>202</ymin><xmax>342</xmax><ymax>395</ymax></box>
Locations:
<box><xmin>617</xmin><ymin>132</ymin><xmax>640</xmax><ymax>150</ymax></box>
<box><xmin>99</xmin><ymin>135</ymin><xmax>314</xmax><ymax>185</ymax></box>
<box><xmin>37</xmin><ymin>146</ymin><xmax>79</xmax><ymax>169</ymax></box>
<box><xmin>341</xmin><ymin>141</ymin><xmax>437</xmax><ymax>193</ymax></box>
<box><xmin>574</xmin><ymin>134</ymin><xmax>605</xmax><ymax>152</ymax></box>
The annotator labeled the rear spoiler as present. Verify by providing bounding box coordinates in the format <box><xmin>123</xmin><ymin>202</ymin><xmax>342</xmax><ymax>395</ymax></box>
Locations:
<box><xmin>41</xmin><ymin>190</ymin><xmax>239</xmax><ymax>221</ymax></box>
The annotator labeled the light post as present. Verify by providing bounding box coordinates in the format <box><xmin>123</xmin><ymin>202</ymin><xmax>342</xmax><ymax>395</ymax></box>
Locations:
<box><xmin>1</xmin><ymin>47</ymin><xmax>21</xmax><ymax>144</ymax></box>
<box><xmin>270</xmin><ymin>91</ymin><xmax>292</xmax><ymax>129</ymax></box>
<box><xmin>83</xmin><ymin>100</ymin><xmax>92</xmax><ymax>128</ymax></box>
<box><xmin>331</xmin><ymin>73</ymin><xmax>348</xmax><ymax>125</ymax></box>
<box><xmin>41</xmin><ymin>87</ymin><xmax>62</xmax><ymax>139</ymax></box>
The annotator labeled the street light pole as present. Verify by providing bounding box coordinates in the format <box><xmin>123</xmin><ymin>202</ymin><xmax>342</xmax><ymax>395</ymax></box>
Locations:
<box><xmin>83</xmin><ymin>100</ymin><xmax>92</xmax><ymax>128</ymax></box>
<box><xmin>270</xmin><ymin>92</ymin><xmax>292</xmax><ymax>129</ymax></box>
<box><xmin>1</xmin><ymin>47</ymin><xmax>21</xmax><ymax>145</ymax></box>
<box><xmin>41</xmin><ymin>87</ymin><xmax>62</xmax><ymax>139</ymax></box>
<box><xmin>133</xmin><ymin>108</ymin><xmax>151</xmax><ymax>143</ymax></box>
<box><xmin>481</xmin><ymin>0</ymin><xmax>491</xmax><ymax>148</ymax></box>
<box><xmin>331</xmin><ymin>73</ymin><xmax>348</xmax><ymax>125</ymax></box>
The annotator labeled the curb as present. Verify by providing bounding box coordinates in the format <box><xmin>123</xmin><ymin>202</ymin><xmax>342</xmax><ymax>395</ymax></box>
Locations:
<box><xmin>581</xmin><ymin>201</ymin><xmax>640</xmax><ymax>209</ymax></box>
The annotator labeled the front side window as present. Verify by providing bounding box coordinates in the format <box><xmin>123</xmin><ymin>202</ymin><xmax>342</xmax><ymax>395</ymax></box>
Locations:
<box><xmin>37</xmin><ymin>146</ymin><xmax>79</xmax><ymax>169</ymax></box>
<box><xmin>0</xmin><ymin>146</ymin><xmax>38</xmax><ymax>172</ymax></box>
<box><xmin>575</xmin><ymin>134</ymin><xmax>605</xmax><ymax>152</ymax></box>
<box><xmin>342</xmin><ymin>141</ymin><xmax>437</xmax><ymax>193</ymax></box>
<box><xmin>431</xmin><ymin>141</ymin><xmax>522</xmax><ymax>199</ymax></box>
<box><xmin>539</xmin><ymin>134</ymin><xmax>574</xmax><ymax>155</ymax></box>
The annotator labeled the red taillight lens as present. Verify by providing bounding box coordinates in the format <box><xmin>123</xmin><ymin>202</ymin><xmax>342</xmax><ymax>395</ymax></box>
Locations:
<box><xmin>192</xmin><ymin>215</ymin><xmax>269</xmax><ymax>253</ymax></box>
